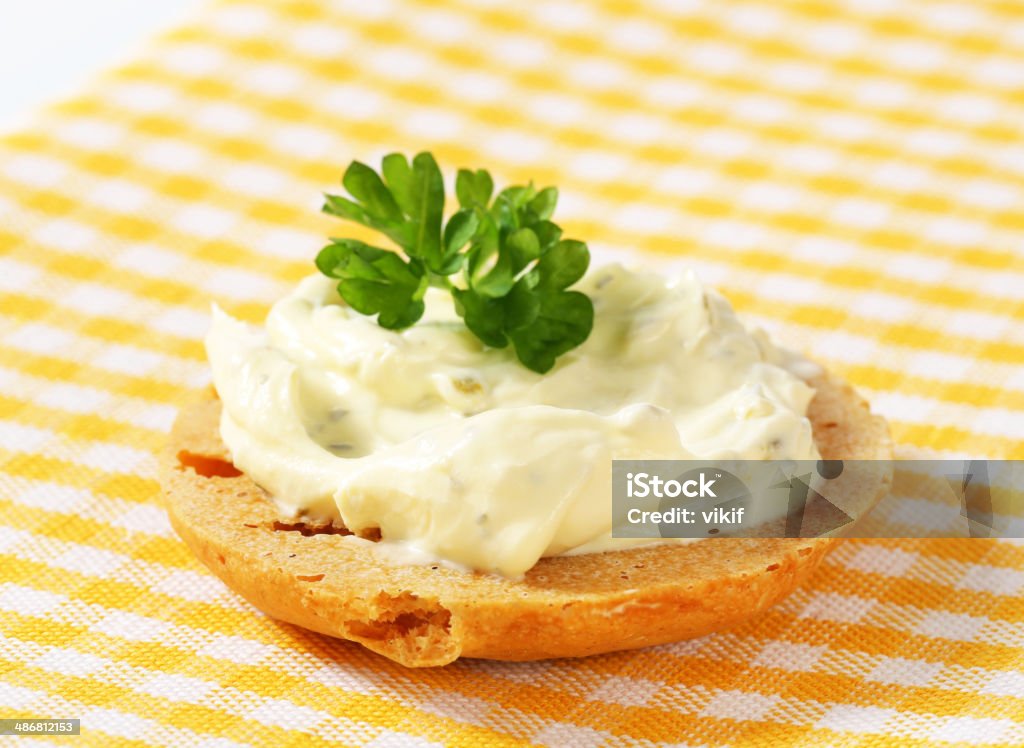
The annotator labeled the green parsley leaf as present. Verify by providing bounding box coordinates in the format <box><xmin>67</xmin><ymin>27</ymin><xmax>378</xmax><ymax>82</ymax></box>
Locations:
<box><xmin>324</xmin><ymin>153</ymin><xmax>453</xmax><ymax>274</ymax></box>
<box><xmin>502</xmin><ymin>275</ymin><xmax>541</xmax><ymax>331</ymax></box>
<box><xmin>506</xmin><ymin>239</ymin><xmax>593</xmax><ymax>372</ymax></box>
<box><xmin>535</xmin><ymin>238</ymin><xmax>589</xmax><ymax>290</ymax></box>
<box><xmin>455</xmin><ymin>168</ymin><xmax>494</xmax><ymax>209</ymax></box>
<box><xmin>509</xmin><ymin>291</ymin><xmax>593</xmax><ymax>373</ymax></box>
<box><xmin>504</xmin><ymin>227</ymin><xmax>542</xmax><ymax>272</ymax></box>
<box><xmin>464</xmin><ymin>214</ymin><xmax>515</xmax><ymax>298</ymax></box>
<box><xmin>528</xmin><ymin>186</ymin><xmax>558</xmax><ymax>221</ymax></box>
<box><xmin>316</xmin><ymin>239</ymin><xmax>427</xmax><ymax>330</ymax></box>
<box><xmin>452</xmin><ymin>287</ymin><xmax>508</xmax><ymax>348</ymax></box>
<box><xmin>440</xmin><ymin>208</ymin><xmax>478</xmax><ymax>274</ymax></box>
<box><xmin>319</xmin><ymin>152</ymin><xmax>595</xmax><ymax>373</ymax></box>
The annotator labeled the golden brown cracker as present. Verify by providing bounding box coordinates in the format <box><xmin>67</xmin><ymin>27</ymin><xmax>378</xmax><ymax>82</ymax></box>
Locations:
<box><xmin>160</xmin><ymin>370</ymin><xmax>891</xmax><ymax>666</ymax></box>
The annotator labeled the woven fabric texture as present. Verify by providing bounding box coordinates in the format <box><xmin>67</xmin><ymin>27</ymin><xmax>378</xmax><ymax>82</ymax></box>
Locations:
<box><xmin>1</xmin><ymin>0</ymin><xmax>1023</xmax><ymax>745</ymax></box>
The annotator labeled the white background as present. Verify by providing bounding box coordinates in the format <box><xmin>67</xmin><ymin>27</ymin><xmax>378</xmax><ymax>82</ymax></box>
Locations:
<box><xmin>0</xmin><ymin>0</ymin><xmax>205</xmax><ymax>131</ymax></box>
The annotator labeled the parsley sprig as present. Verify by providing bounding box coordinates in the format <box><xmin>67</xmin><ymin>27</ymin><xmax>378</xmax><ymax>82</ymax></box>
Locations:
<box><xmin>316</xmin><ymin>152</ymin><xmax>594</xmax><ymax>373</ymax></box>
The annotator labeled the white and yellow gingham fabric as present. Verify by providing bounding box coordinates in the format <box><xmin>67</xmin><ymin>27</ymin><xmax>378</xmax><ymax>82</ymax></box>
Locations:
<box><xmin>2</xmin><ymin>0</ymin><xmax>1024</xmax><ymax>745</ymax></box>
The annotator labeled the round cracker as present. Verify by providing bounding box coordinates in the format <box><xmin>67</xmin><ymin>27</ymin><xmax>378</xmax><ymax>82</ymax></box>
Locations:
<box><xmin>161</xmin><ymin>369</ymin><xmax>891</xmax><ymax>666</ymax></box>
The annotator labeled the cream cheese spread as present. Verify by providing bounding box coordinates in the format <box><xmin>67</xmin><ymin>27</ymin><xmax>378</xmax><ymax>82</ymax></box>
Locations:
<box><xmin>206</xmin><ymin>264</ymin><xmax>820</xmax><ymax>576</ymax></box>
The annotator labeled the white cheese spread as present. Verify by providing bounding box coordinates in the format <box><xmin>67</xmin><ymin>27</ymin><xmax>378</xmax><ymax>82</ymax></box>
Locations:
<box><xmin>206</xmin><ymin>264</ymin><xmax>819</xmax><ymax>576</ymax></box>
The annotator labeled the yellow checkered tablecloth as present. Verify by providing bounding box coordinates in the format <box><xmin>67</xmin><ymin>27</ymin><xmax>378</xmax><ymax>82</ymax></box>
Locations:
<box><xmin>1</xmin><ymin>0</ymin><xmax>1023</xmax><ymax>744</ymax></box>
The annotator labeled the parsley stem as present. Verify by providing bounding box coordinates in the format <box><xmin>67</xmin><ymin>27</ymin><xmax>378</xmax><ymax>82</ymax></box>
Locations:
<box><xmin>427</xmin><ymin>273</ymin><xmax>453</xmax><ymax>291</ymax></box>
